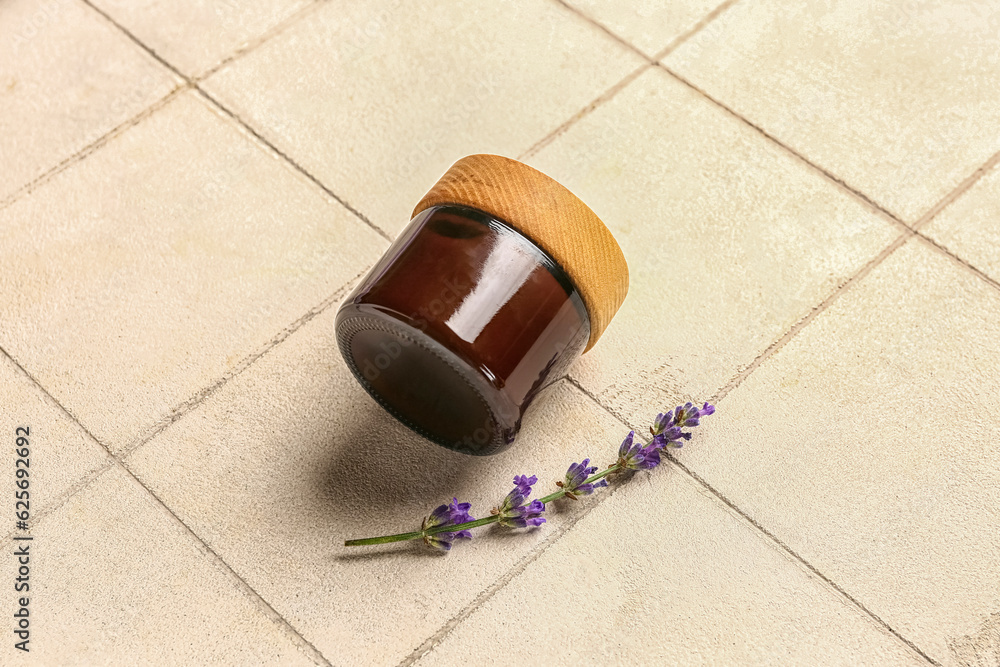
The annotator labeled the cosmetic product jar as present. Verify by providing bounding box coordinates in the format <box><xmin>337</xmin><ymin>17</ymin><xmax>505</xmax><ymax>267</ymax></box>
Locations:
<box><xmin>336</xmin><ymin>154</ymin><xmax>628</xmax><ymax>455</ymax></box>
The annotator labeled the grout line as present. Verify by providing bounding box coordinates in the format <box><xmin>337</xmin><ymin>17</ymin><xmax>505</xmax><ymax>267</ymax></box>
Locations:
<box><xmin>0</xmin><ymin>344</ymin><xmax>120</xmax><ymax>540</ymax></box>
<box><xmin>551</xmin><ymin>0</ymin><xmax>654</xmax><ymax>60</ymax></box>
<box><xmin>193</xmin><ymin>87</ymin><xmax>390</xmax><ymax>242</ymax></box>
<box><xmin>658</xmin><ymin>64</ymin><xmax>910</xmax><ymax>233</ymax></box>
<box><xmin>192</xmin><ymin>0</ymin><xmax>328</xmax><ymax>82</ymax></box>
<box><xmin>118</xmin><ymin>269</ymin><xmax>367</xmax><ymax>459</ymax></box>
<box><xmin>522</xmin><ymin>0</ymin><xmax>741</xmax><ymax>163</ymax></box>
<box><xmin>78</xmin><ymin>0</ymin><xmax>391</xmax><ymax>244</ymax></box>
<box><xmin>116</xmin><ymin>462</ymin><xmax>333</xmax><ymax>666</ymax></box>
<box><xmin>911</xmin><ymin>147</ymin><xmax>1000</xmax><ymax>231</ymax></box>
<box><xmin>652</xmin><ymin>0</ymin><xmax>743</xmax><ymax>61</ymax></box>
<box><xmin>712</xmin><ymin>231</ymin><xmax>912</xmax><ymax>404</ymax></box>
<box><xmin>518</xmin><ymin>62</ymin><xmax>652</xmax><ymax>160</ymax></box>
<box><xmin>661</xmin><ymin>452</ymin><xmax>940</xmax><ymax>665</ymax></box>
<box><xmin>913</xmin><ymin>232</ymin><xmax>1000</xmax><ymax>293</ymax></box>
<box><xmin>0</xmin><ymin>85</ymin><xmax>188</xmax><ymax>213</ymax></box>
<box><xmin>565</xmin><ymin>376</ymin><xmax>631</xmax><ymax>425</ymax></box>
<box><xmin>653</xmin><ymin>65</ymin><xmax>1000</xmax><ymax>300</ymax></box>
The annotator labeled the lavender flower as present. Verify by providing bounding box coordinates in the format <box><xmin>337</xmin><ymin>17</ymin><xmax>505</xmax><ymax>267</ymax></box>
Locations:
<box><xmin>651</xmin><ymin>402</ymin><xmax>716</xmax><ymax>449</ymax></box>
<box><xmin>494</xmin><ymin>475</ymin><xmax>546</xmax><ymax>528</ymax></box>
<box><xmin>557</xmin><ymin>458</ymin><xmax>609</xmax><ymax>499</ymax></box>
<box><xmin>617</xmin><ymin>430</ymin><xmax>663</xmax><ymax>470</ymax></box>
<box><xmin>421</xmin><ymin>497</ymin><xmax>474</xmax><ymax>551</ymax></box>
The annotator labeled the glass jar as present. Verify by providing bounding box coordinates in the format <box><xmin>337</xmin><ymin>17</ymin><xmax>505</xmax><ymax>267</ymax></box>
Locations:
<box><xmin>336</xmin><ymin>155</ymin><xmax>628</xmax><ymax>455</ymax></box>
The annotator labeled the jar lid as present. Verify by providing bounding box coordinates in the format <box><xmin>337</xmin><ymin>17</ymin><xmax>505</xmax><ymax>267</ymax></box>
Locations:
<box><xmin>413</xmin><ymin>154</ymin><xmax>629</xmax><ymax>352</ymax></box>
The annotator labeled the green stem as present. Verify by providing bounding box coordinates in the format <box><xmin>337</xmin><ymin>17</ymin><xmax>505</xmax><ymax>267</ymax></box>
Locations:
<box><xmin>344</xmin><ymin>531</ymin><xmax>423</xmax><ymax>547</ymax></box>
<box><xmin>344</xmin><ymin>515</ymin><xmax>500</xmax><ymax>547</ymax></box>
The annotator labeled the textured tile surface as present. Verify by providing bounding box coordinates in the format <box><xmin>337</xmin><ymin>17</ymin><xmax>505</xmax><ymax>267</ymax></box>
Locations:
<box><xmin>528</xmin><ymin>68</ymin><xmax>900</xmax><ymax>426</ymax></box>
<box><xmin>127</xmin><ymin>303</ymin><xmax>630</xmax><ymax>666</ymax></box>
<box><xmin>0</xmin><ymin>0</ymin><xmax>178</xmax><ymax>203</ymax></box>
<box><xmin>417</xmin><ymin>468</ymin><xmax>926</xmax><ymax>666</ymax></box>
<box><xmin>15</xmin><ymin>465</ymin><xmax>314</xmax><ymax>665</ymax></box>
<box><xmin>923</xmin><ymin>161</ymin><xmax>1000</xmax><ymax>284</ymax></box>
<box><xmin>0</xmin><ymin>89</ymin><xmax>386</xmax><ymax>453</ymax></box>
<box><xmin>0</xmin><ymin>353</ymin><xmax>109</xmax><ymax>528</ymax></box>
<box><xmin>90</xmin><ymin>0</ymin><xmax>312</xmax><ymax>77</ymax></box>
<box><xmin>202</xmin><ymin>0</ymin><xmax>645</xmax><ymax>235</ymax></box>
<box><xmin>664</xmin><ymin>0</ymin><xmax>1000</xmax><ymax>222</ymax></box>
<box><xmin>566</xmin><ymin>0</ymin><xmax>731</xmax><ymax>56</ymax></box>
<box><xmin>678</xmin><ymin>239</ymin><xmax>1000</xmax><ymax>665</ymax></box>
<box><xmin>7</xmin><ymin>0</ymin><xmax>1000</xmax><ymax>663</ymax></box>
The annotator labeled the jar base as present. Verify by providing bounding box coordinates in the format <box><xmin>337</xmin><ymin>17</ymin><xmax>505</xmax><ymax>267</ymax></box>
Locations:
<box><xmin>336</xmin><ymin>308</ymin><xmax>516</xmax><ymax>456</ymax></box>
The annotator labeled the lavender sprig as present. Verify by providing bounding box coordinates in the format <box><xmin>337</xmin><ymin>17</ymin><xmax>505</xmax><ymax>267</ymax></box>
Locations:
<box><xmin>344</xmin><ymin>403</ymin><xmax>715</xmax><ymax>551</ymax></box>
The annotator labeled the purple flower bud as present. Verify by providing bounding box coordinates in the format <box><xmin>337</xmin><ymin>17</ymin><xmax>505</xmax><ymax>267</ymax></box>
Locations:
<box><xmin>500</xmin><ymin>499</ymin><xmax>547</xmax><ymax>528</ymax></box>
<box><xmin>562</xmin><ymin>458</ymin><xmax>608</xmax><ymax>496</ymax></box>
<box><xmin>618</xmin><ymin>431</ymin><xmax>639</xmax><ymax>458</ymax></box>
<box><xmin>651</xmin><ymin>411</ymin><xmax>673</xmax><ymax>436</ymax></box>
<box><xmin>497</xmin><ymin>479</ymin><xmax>546</xmax><ymax>529</ymax></box>
<box><xmin>423</xmin><ymin>531</ymin><xmax>468</xmax><ymax>551</ymax></box>
<box><xmin>618</xmin><ymin>430</ymin><xmax>662</xmax><ymax>469</ymax></box>
<box><xmin>422</xmin><ymin>497</ymin><xmax>475</xmax><ymax>551</ymax></box>
<box><xmin>649</xmin><ymin>401</ymin><xmax>716</xmax><ymax>450</ymax></box>
<box><xmin>512</xmin><ymin>474</ymin><xmax>538</xmax><ymax>496</ymax></box>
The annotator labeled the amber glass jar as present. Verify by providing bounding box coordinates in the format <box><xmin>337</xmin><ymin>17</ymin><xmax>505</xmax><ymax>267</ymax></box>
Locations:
<box><xmin>336</xmin><ymin>155</ymin><xmax>628</xmax><ymax>455</ymax></box>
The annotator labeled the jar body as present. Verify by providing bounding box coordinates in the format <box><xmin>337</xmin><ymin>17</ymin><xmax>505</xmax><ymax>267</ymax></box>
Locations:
<box><xmin>336</xmin><ymin>204</ymin><xmax>590</xmax><ymax>455</ymax></box>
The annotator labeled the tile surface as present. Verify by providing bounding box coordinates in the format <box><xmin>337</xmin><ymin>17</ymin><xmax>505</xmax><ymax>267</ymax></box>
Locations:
<box><xmin>6</xmin><ymin>0</ymin><xmax>1000</xmax><ymax>663</ymax></box>
<box><xmin>127</xmin><ymin>303</ymin><xmax>630</xmax><ymax>666</ymax></box>
<box><xmin>664</xmin><ymin>0</ymin><xmax>1000</xmax><ymax>222</ymax></box>
<box><xmin>418</xmin><ymin>468</ymin><xmax>926</xmax><ymax>666</ymax></box>
<box><xmin>0</xmin><ymin>89</ymin><xmax>386</xmax><ymax>453</ymax></box>
<box><xmin>923</xmin><ymin>161</ymin><xmax>1000</xmax><ymax>284</ymax></box>
<box><xmin>528</xmin><ymin>68</ymin><xmax>900</xmax><ymax>426</ymax></box>
<box><xmin>0</xmin><ymin>353</ymin><xmax>110</xmax><ymax>529</ymax></box>
<box><xmin>202</xmin><ymin>0</ymin><xmax>645</xmax><ymax>236</ymax></box>
<box><xmin>0</xmin><ymin>0</ymin><xmax>179</xmax><ymax>204</ymax></box>
<box><xmin>14</xmin><ymin>465</ymin><xmax>314</xmax><ymax>665</ymax></box>
<box><xmin>678</xmin><ymin>239</ymin><xmax>1000</xmax><ymax>665</ymax></box>
<box><xmin>565</xmin><ymin>0</ymin><xmax>731</xmax><ymax>56</ymax></box>
<box><xmin>90</xmin><ymin>0</ymin><xmax>312</xmax><ymax>77</ymax></box>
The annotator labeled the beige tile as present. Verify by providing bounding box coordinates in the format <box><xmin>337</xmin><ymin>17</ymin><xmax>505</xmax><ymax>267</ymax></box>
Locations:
<box><xmin>417</xmin><ymin>469</ymin><xmax>926</xmax><ymax>666</ymax></box>
<box><xmin>663</xmin><ymin>0</ymin><xmax>1000</xmax><ymax>223</ymax></box>
<box><xmin>127</xmin><ymin>302</ymin><xmax>631</xmax><ymax>666</ymax></box>
<box><xmin>565</xmin><ymin>0</ymin><xmax>731</xmax><ymax>56</ymax></box>
<box><xmin>679</xmin><ymin>239</ymin><xmax>1000</xmax><ymax>665</ymax></box>
<box><xmin>0</xmin><ymin>353</ymin><xmax>110</xmax><ymax>528</ymax></box>
<box><xmin>16</xmin><ymin>465</ymin><xmax>314</xmax><ymax>665</ymax></box>
<box><xmin>90</xmin><ymin>0</ymin><xmax>312</xmax><ymax>78</ymax></box>
<box><xmin>527</xmin><ymin>68</ymin><xmax>899</xmax><ymax>427</ymax></box>
<box><xmin>0</xmin><ymin>89</ymin><xmax>387</xmax><ymax>453</ymax></box>
<box><xmin>202</xmin><ymin>0</ymin><xmax>645</xmax><ymax>236</ymax></box>
<box><xmin>0</xmin><ymin>0</ymin><xmax>179</xmax><ymax>203</ymax></box>
<box><xmin>923</xmin><ymin>161</ymin><xmax>1000</xmax><ymax>284</ymax></box>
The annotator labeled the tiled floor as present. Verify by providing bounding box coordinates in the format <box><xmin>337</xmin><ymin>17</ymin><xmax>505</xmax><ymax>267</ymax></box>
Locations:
<box><xmin>2</xmin><ymin>1</ymin><xmax>998</xmax><ymax>665</ymax></box>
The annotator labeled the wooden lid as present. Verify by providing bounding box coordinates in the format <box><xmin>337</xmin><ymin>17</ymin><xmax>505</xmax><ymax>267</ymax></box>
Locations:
<box><xmin>413</xmin><ymin>154</ymin><xmax>628</xmax><ymax>352</ymax></box>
